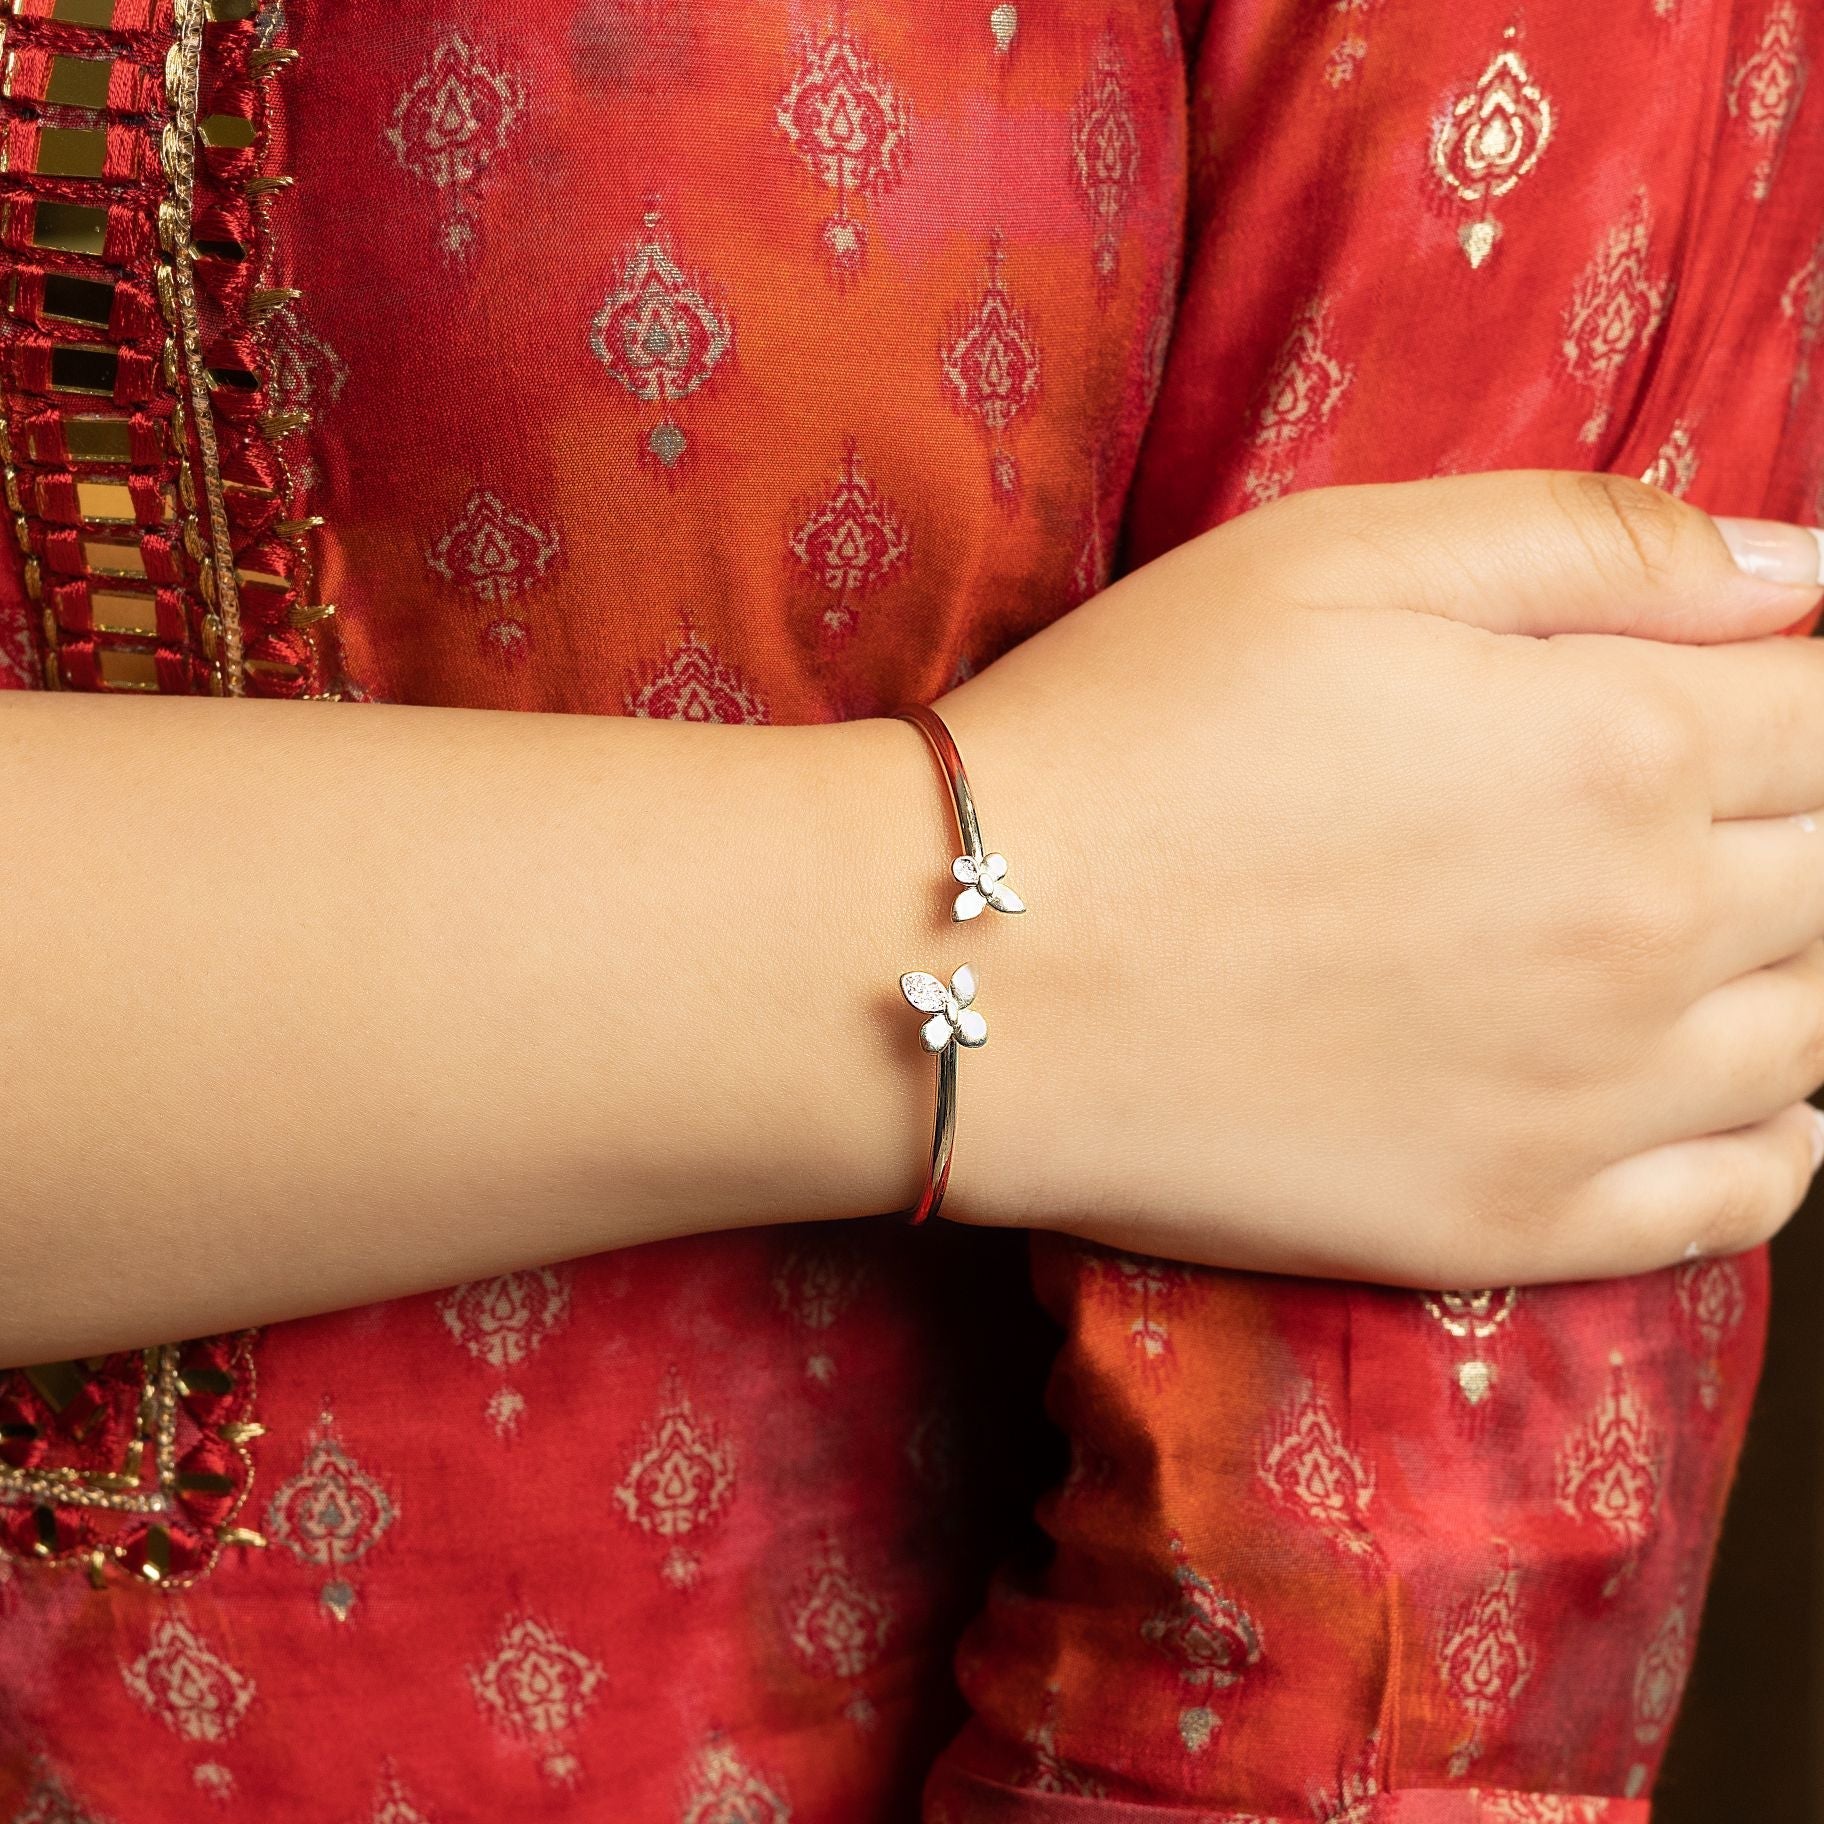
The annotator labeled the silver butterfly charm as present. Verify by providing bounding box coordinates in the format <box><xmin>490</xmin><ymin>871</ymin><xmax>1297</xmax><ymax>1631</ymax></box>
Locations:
<box><xmin>951</xmin><ymin>851</ymin><xmax>1025</xmax><ymax>922</ymax></box>
<box><xmin>900</xmin><ymin>964</ymin><xmax>988</xmax><ymax>1053</ymax></box>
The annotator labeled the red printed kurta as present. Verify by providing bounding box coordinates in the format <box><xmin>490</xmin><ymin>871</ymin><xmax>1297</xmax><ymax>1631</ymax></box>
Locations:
<box><xmin>931</xmin><ymin>0</ymin><xmax>1824</xmax><ymax>1814</ymax></box>
<box><xmin>0</xmin><ymin>0</ymin><xmax>1815</xmax><ymax>1818</ymax></box>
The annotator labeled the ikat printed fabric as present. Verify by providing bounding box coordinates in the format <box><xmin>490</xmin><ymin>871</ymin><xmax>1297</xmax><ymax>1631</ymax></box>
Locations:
<box><xmin>0</xmin><ymin>0</ymin><xmax>1818</xmax><ymax>1818</ymax></box>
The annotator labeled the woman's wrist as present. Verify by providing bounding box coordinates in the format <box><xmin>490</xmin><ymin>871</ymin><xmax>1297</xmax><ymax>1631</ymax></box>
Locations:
<box><xmin>807</xmin><ymin>703</ymin><xmax>1069</xmax><ymax>1237</ymax></box>
<box><xmin>531</xmin><ymin>710</ymin><xmax>945</xmax><ymax>1244</ymax></box>
<box><xmin>912</xmin><ymin>682</ymin><xmax>1089</xmax><ymax>1232</ymax></box>
<box><xmin>757</xmin><ymin>714</ymin><xmax>939</xmax><ymax>1228</ymax></box>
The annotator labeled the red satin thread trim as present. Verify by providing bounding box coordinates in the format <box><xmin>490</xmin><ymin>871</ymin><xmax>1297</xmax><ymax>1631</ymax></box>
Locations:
<box><xmin>6</xmin><ymin>268</ymin><xmax>162</xmax><ymax>339</ymax></box>
<box><xmin>0</xmin><ymin>47</ymin><xmax>164</xmax><ymax>114</ymax></box>
<box><xmin>28</xmin><ymin>470</ymin><xmax>166</xmax><ymax>525</ymax></box>
<box><xmin>7</xmin><ymin>0</ymin><xmax>173</xmax><ymax>25</ymax></box>
<box><xmin>0</xmin><ymin>192</ymin><xmax>153</xmax><ymax>264</ymax></box>
<box><xmin>0</xmin><ymin>119</ymin><xmax>157</xmax><ymax>184</ymax></box>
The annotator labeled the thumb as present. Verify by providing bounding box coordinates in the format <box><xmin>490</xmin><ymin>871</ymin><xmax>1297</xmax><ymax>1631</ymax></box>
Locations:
<box><xmin>1232</xmin><ymin>469</ymin><xmax>1824</xmax><ymax>643</ymax></box>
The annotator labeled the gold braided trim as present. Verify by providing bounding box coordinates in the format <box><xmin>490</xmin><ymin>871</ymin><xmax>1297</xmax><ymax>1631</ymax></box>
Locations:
<box><xmin>160</xmin><ymin>0</ymin><xmax>244</xmax><ymax>693</ymax></box>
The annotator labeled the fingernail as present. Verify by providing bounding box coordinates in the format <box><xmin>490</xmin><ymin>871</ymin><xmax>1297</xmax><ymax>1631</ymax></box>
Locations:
<box><xmin>1809</xmin><ymin>1104</ymin><xmax>1824</xmax><ymax>1174</ymax></box>
<box><xmin>1716</xmin><ymin>516</ymin><xmax>1824</xmax><ymax>585</ymax></box>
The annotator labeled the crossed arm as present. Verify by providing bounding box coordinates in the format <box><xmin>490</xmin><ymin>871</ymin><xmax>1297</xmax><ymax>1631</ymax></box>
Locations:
<box><xmin>5</xmin><ymin>470</ymin><xmax>1824</xmax><ymax>1365</ymax></box>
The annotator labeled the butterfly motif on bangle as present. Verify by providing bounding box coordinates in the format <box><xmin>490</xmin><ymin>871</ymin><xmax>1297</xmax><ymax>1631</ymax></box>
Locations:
<box><xmin>951</xmin><ymin>851</ymin><xmax>1025</xmax><ymax>921</ymax></box>
<box><xmin>900</xmin><ymin>965</ymin><xmax>988</xmax><ymax>1052</ymax></box>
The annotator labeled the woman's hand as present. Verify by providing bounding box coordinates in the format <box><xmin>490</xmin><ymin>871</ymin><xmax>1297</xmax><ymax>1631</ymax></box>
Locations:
<box><xmin>9</xmin><ymin>468</ymin><xmax>1819</xmax><ymax>1361</ymax></box>
<box><xmin>926</xmin><ymin>471</ymin><xmax>1824</xmax><ymax>1284</ymax></box>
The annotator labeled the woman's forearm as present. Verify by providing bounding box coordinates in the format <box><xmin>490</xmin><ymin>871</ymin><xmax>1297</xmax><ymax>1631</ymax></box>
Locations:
<box><xmin>0</xmin><ymin>693</ymin><xmax>937</xmax><ymax>1363</ymax></box>
<box><xmin>10</xmin><ymin>471</ymin><xmax>1824</xmax><ymax>1367</ymax></box>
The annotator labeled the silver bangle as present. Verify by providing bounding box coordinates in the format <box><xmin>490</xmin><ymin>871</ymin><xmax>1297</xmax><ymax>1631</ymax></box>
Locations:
<box><xmin>899</xmin><ymin>702</ymin><xmax>1027</xmax><ymax>923</ymax></box>
<box><xmin>895</xmin><ymin>704</ymin><xmax>1025</xmax><ymax>1226</ymax></box>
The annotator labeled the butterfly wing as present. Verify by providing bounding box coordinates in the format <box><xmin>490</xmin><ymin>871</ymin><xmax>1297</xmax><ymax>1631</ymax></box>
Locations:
<box><xmin>949</xmin><ymin>964</ymin><xmax>978</xmax><ymax>1008</ymax></box>
<box><xmin>901</xmin><ymin>971</ymin><xmax>953</xmax><ymax>1015</ymax></box>
<box><xmin>980</xmin><ymin>853</ymin><xmax>1008</xmax><ymax>885</ymax></box>
<box><xmin>920</xmin><ymin>1012</ymin><xmax>958</xmax><ymax>1053</ymax></box>
<box><xmin>952</xmin><ymin>885</ymin><xmax>988</xmax><ymax>922</ymax></box>
<box><xmin>955</xmin><ymin>1008</ymin><xmax>988</xmax><ymax>1047</ymax></box>
<box><xmin>985</xmin><ymin>881</ymin><xmax>1026</xmax><ymax>914</ymax></box>
<box><xmin>952</xmin><ymin>855</ymin><xmax>982</xmax><ymax>886</ymax></box>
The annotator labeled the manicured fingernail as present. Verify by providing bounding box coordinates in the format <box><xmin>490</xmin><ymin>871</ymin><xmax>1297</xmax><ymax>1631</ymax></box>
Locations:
<box><xmin>1716</xmin><ymin>516</ymin><xmax>1824</xmax><ymax>585</ymax></box>
<box><xmin>1809</xmin><ymin>1104</ymin><xmax>1824</xmax><ymax>1173</ymax></box>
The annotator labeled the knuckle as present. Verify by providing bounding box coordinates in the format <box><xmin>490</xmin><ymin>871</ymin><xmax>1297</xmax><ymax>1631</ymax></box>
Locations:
<box><xmin>1461</xmin><ymin>1132</ymin><xmax>1563</xmax><ymax>1245</ymax></box>
<box><xmin>1541</xmin><ymin>853</ymin><xmax>1698</xmax><ymax>997</ymax></box>
<box><xmin>1572</xmin><ymin>685</ymin><xmax>1697</xmax><ymax>824</ymax></box>
<box><xmin>1458</xmin><ymin>1189</ymin><xmax>1540</xmax><ymax>1271</ymax></box>
<box><xmin>1551</xmin><ymin>470</ymin><xmax>1689</xmax><ymax>596</ymax></box>
<box><xmin>1499</xmin><ymin>1188</ymin><xmax>1565</xmax><ymax>1251</ymax></box>
<box><xmin>1610</xmin><ymin>875</ymin><xmax>1703</xmax><ymax>980</ymax></box>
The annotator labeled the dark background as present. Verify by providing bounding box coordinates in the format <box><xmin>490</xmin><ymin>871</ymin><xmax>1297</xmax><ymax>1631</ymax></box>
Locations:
<box><xmin>1658</xmin><ymin>1173</ymin><xmax>1820</xmax><ymax>1817</ymax></box>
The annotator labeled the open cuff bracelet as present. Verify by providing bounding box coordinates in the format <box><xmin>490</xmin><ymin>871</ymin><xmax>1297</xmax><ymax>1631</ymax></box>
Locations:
<box><xmin>895</xmin><ymin>704</ymin><xmax>1025</xmax><ymax>1226</ymax></box>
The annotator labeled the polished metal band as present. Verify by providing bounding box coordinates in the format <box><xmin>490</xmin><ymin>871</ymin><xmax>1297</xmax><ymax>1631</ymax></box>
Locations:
<box><xmin>900</xmin><ymin>701</ymin><xmax>985</xmax><ymax>873</ymax></box>
<box><xmin>898</xmin><ymin>702</ymin><xmax>1026</xmax><ymax>923</ymax></box>
<box><xmin>894</xmin><ymin>703</ymin><xmax>1024</xmax><ymax>1227</ymax></box>
<box><xmin>906</xmin><ymin>1029</ymin><xmax>958</xmax><ymax>1227</ymax></box>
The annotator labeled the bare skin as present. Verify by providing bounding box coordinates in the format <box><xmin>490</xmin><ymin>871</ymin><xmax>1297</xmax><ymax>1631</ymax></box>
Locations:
<box><xmin>3</xmin><ymin>469</ymin><xmax>1823</xmax><ymax>1365</ymax></box>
